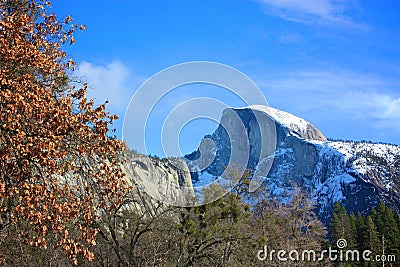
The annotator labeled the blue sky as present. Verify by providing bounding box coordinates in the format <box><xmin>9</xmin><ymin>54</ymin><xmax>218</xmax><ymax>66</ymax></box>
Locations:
<box><xmin>52</xmin><ymin>0</ymin><xmax>400</xmax><ymax>156</ymax></box>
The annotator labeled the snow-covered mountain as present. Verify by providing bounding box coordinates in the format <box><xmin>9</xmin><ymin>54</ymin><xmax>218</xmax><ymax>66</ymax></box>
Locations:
<box><xmin>185</xmin><ymin>106</ymin><xmax>400</xmax><ymax>221</ymax></box>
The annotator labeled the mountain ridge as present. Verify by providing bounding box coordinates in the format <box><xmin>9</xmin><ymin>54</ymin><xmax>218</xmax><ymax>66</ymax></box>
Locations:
<box><xmin>185</xmin><ymin>105</ymin><xmax>400</xmax><ymax>221</ymax></box>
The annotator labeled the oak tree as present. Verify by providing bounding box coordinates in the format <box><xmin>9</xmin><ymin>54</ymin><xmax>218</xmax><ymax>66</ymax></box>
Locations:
<box><xmin>0</xmin><ymin>0</ymin><xmax>129</xmax><ymax>264</ymax></box>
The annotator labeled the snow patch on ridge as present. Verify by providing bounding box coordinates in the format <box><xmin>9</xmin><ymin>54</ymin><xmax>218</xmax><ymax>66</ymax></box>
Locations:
<box><xmin>243</xmin><ymin>105</ymin><xmax>317</xmax><ymax>139</ymax></box>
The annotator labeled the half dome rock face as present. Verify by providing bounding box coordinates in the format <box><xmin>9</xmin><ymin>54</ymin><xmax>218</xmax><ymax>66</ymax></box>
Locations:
<box><xmin>186</xmin><ymin>106</ymin><xmax>400</xmax><ymax>222</ymax></box>
<box><xmin>186</xmin><ymin>106</ymin><xmax>324</xmax><ymax>182</ymax></box>
<box><xmin>246</xmin><ymin>105</ymin><xmax>327</xmax><ymax>141</ymax></box>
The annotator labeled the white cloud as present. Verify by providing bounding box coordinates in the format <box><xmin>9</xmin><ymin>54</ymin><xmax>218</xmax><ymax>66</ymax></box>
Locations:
<box><xmin>258</xmin><ymin>70</ymin><xmax>400</xmax><ymax>131</ymax></box>
<box><xmin>334</xmin><ymin>91</ymin><xmax>400</xmax><ymax>126</ymax></box>
<box><xmin>257</xmin><ymin>0</ymin><xmax>365</xmax><ymax>28</ymax></box>
<box><xmin>381</xmin><ymin>97</ymin><xmax>400</xmax><ymax>120</ymax></box>
<box><xmin>76</xmin><ymin>60</ymin><xmax>134</xmax><ymax>113</ymax></box>
<box><xmin>260</xmin><ymin>0</ymin><xmax>334</xmax><ymax>17</ymax></box>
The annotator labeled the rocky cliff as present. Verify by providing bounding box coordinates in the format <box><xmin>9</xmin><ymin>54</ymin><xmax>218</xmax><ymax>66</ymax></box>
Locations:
<box><xmin>122</xmin><ymin>153</ymin><xmax>194</xmax><ymax>206</ymax></box>
<box><xmin>186</xmin><ymin>106</ymin><xmax>400</xmax><ymax>221</ymax></box>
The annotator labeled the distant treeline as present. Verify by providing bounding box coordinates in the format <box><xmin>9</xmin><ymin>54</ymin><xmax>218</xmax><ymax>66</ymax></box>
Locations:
<box><xmin>327</xmin><ymin>138</ymin><xmax>398</xmax><ymax>146</ymax></box>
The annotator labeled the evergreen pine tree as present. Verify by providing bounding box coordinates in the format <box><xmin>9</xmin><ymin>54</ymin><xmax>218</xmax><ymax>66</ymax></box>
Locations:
<box><xmin>376</xmin><ymin>203</ymin><xmax>400</xmax><ymax>263</ymax></box>
<box><xmin>349</xmin><ymin>212</ymin><xmax>358</xmax><ymax>249</ymax></box>
<box><xmin>330</xmin><ymin>205</ymin><xmax>343</xmax><ymax>243</ymax></box>
<box><xmin>329</xmin><ymin>203</ymin><xmax>353</xmax><ymax>247</ymax></box>
<box><xmin>355</xmin><ymin>212</ymin><xmax>366</xmax><ymax>251</ymax></box>
<box><xmin>364</xmin><ymin>216</ymin><xmax>380</xmax><ymax>267</ymax></box>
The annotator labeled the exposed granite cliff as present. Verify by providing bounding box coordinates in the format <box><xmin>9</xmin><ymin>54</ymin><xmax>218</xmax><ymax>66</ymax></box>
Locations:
<box><xmin>122</xmin><ymin>153</ymin><xmax>194</xmax><ymax>206</ymax></box>
<box><xmin>186</xmin><ymin>106</ymin><xmax>400</xmax><ymax>221</ymax></box>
